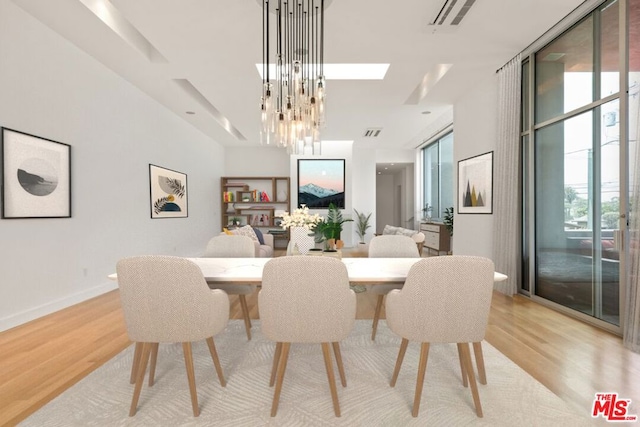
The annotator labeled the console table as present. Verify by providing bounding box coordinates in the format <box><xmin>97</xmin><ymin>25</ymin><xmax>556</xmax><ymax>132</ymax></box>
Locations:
<box><xmin>420</xmin><ymin>222</ymin><xmax>451</xmax><ymax>255</ymax></box>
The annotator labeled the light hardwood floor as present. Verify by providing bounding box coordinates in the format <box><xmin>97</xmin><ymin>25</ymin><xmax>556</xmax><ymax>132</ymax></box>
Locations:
<box><xmin>1</xmin><ymin>280</ymin><xmax>640</xmax><ymax>425</ymax></box>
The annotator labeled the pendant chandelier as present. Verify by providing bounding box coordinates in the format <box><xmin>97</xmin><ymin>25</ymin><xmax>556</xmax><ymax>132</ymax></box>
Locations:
<box><xmin>260</xmin><ymin>0</ymin><xmax>326</xmax><ymax>155</ymax></box>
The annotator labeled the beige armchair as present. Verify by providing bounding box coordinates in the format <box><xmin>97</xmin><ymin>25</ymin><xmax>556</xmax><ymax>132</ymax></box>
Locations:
<box><xmin>368</xmin><ymin>235</ymin><xmax>420</xmax><ymax>340</ymax></box>
<box><xmin>116</xmin><ymin>256</ymin><xmax>229</xmax><ymax>417</ymax></box>
<box><xmin>259</xmin><ymin>256</ymin><xmax>356</xmax><ymax>417</ymax></box>
<box><xmin>204</xmin><ymin>235</ymin><xmax>256</xmax><ymax>340</ymax></box>
<box><xmin>386</xmin><ymin>256</ymin><xmax>494</xmax><ymax>417</ymax></box>
<box><xmin>220</xmin><ymin>226</ymin><xmax>274</xmax><ymax>257</ymax></box>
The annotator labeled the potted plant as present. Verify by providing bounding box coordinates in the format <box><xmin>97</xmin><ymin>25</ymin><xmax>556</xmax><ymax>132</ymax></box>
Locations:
<box><xmin>443</xmin><ymin>207</ymin><xmax>454</xmax><ymax>236</ymax></box>
<box><xmin>353</xmin><ymin>208</ymin><xmax>371</xmax><ymax>244</ymax></box>
<box><xmin>443</xmin><ymin>207</ymin><xmax>454</xmax><ymax>254</ymax></box>
<box><xmin>306</xmin><ymin>203</ymin><xmax>352</xmax><ymax>251</ymax></box>
<box><xmin>230</xmin><ymin>217</ymin><xmax>241</xmax><ymax>227</ymax></box>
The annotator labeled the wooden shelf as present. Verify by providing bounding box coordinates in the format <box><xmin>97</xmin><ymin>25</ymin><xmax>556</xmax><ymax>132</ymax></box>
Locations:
<box><xmin>221</xmin><ymin>177</ymin><xmax>290</xmax><ymax>238</ymax></box>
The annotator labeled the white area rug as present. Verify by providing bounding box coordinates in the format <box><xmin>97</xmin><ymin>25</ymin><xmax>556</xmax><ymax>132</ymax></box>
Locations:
<box><xmin>22</xmin><ymin>320</ymin><xmax>596</xmax><ymax>426</ymax></box>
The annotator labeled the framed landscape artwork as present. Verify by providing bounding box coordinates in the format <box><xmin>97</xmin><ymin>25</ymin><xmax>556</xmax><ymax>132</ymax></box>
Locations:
<box><xmin>297</xmin><ymin>159</ymin><xmax>345</xmax><ymax>208</ymax></box>
<box><xmin>458</xmin><ymin>151</ymin><xmax>493</xmax><ymax>214</ymax></box>
<box><xmin>149</xmin><ymin>164</ymin><xmax>188</xmax><ymax>218</ymax></box>
<box><xmin>1</xmin><ymin>127</ymin><xmax>71</xmax><ymax>219</ymax></box>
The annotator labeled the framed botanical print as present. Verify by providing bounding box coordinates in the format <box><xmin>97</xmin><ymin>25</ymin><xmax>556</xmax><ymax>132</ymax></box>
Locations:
<box><xmin>149</xmin><ymin>164</ymin><xmax>188</xmax><ymax>218</ymax></box>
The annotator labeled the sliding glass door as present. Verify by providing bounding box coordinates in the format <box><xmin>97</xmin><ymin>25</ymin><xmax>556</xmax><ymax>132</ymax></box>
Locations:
<box><xmin>523</xmin><ymin>0</ymin><xmax>630</xmax><ymax>328</ymax></box>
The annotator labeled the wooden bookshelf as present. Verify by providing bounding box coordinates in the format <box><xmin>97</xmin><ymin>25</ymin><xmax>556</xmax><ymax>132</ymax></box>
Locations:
<box><xmin>221</xmin><ymin>177</ymin><xmax>291</xmax><ymax>247</ymax></box>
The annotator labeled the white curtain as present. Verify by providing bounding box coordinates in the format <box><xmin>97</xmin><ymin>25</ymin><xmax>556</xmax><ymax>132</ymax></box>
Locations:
<box><xmin>492</xmin><ymin>55</ymin><xmax>521</xmax><ymax>295</ymax></box>
<box><xmin>624</xmin><ymin>83</ymin><xmax>640</xmax><ymax>352</ymax></box>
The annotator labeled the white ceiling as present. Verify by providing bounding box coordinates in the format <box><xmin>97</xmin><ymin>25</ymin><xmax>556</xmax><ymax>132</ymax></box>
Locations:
<box><xmin>12</xmin><ymin>0</ymin><xmax>586</xmax><ymax>150</ymax></box>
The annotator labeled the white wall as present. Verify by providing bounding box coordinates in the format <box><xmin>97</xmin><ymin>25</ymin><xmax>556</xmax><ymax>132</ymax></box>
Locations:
<box><xmin>224</xmin><ymin>147</ymin><xmax>290</xmax><ymax>176</ymax></box>
<box><xmin>452</xmin><ymin>74</ymin><xmax>498</xmax><ymax>258</ymax></box>
<box><xmin>376</xmin><ymin>175</ymin><xmax>395</xmax><ymax>233</ymax></box>
<box><xmin>351</xmin><ymin>147</ymin><xmax>376</xmax><ymax>244</ymax></box>
<box><xmin>0</xmin><ymin>2</ymin><xmax>224</xmax><ymax>331</ymax></box>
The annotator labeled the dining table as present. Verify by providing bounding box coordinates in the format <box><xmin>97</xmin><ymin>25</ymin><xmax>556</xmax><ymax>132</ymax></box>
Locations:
<box><xmin>108</xmin><ymin>257</ymin><xmax>508</xmax><ymax>284</ymax></box>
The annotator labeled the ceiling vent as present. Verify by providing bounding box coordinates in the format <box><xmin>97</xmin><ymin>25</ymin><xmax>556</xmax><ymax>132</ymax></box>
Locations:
<box><xmin>363</xmin><ymin>128</ymin><xmax>382</xmax><ymax>138</ymax></box>
<box><xmin>429</xmin><ymin>0</ymin><xmax>477</xmax><ymax>26</ymax></box>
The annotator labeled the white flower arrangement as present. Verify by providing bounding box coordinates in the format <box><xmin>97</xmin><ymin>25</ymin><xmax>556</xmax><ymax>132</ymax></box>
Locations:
<box><xmin>280</xmin><ymin>204</ymin><xmax>322</xmax><ymax>230</ymax></box>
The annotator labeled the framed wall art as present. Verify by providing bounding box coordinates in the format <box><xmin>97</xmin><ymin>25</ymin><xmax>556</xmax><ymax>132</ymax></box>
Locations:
<box><xmin>1</xmin><ymin>127</ymin><xmax>71</xmax><ymax>219</ymax></box>
<box><xmin>458</xmin><ymin>151</ymin><xmax>493</xmax><ymax>214</ymax></box>
<box><xmin>297</xmin><ymin>159</ymin><xmax>345</xmax><ymax>208</ymax></box>
<box><xmin>149</xmin><ymin>164</ymin><xmax>188</xmax><ymax>218</ymax></box>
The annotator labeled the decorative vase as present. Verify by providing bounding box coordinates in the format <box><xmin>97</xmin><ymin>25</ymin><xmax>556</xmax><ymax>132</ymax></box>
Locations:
<box><xmin>289</xmin><ymin>226</ymin><xmax>315</xmax><ymax>255</ymax></box>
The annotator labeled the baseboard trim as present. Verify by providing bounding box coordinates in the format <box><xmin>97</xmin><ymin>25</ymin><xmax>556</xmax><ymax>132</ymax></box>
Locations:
<box><xmin>0</xmin><ymin>282</ymin><xmax>118</xmax><ymax>333</ymax></box>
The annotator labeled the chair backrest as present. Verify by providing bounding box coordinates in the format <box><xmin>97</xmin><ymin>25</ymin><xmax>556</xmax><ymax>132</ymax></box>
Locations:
<box><xmin>204</xmin><ymin>235</ymin><xmax>255</xmax><ymax>258</ymax></box>
<box><xmin>116</xmin><ymin>256</ymin><xmax>229</xmax><ymax>343</ymax></box>
<box><xmin>369</xmin><ymin>235</ymin><xmax>420</xmax><ymax>258</ymax></box>
<box><xmin>386</xmin><ymin>256</ymin><xmax>494</xmax><ymax>343</ymax></box>
<box><xmin>258</xmin><ymin>256</ymin><xmax>356</xmax><ymax>343</ymax></box>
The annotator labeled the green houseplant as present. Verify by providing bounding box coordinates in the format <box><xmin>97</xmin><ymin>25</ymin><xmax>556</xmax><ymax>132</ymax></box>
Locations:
<box><xmin>308</xmin><ymin>203</ymin><xmax>353</xmax><ymax>250</ymax></box>
<box><xmin>353</xmin><ymin>208</ymin><xmax>372</xmax><ymax>244</ymax></box>
<box><xmin>443</xmin><ymin>207</ymin><xmax>454</xmax><ymax>236</ymax></box>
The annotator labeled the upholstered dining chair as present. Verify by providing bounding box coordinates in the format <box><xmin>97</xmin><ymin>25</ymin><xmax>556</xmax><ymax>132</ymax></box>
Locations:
<box><xmin>116</xmin><ymin>256</ymin><xmax>229</xmax><ymax>417</ymax></box>
<box><xmin>203</xmin><ymin>234</ymin><xmax>255</xmax><ymax>340</ymax></box>
<box><xmin>386</xmin><ymin>256</ymin><xmax>495</xmax><ymax>417</ymax></box>
<box><xmin>259</xmin><ymin>256</ymin><xmax>356</xmax><ymax>417</ymax></box>
<box><xmin>368</xmin><ymin>234</ymin><xmax>420</xmax><ymax>340</ymax></box>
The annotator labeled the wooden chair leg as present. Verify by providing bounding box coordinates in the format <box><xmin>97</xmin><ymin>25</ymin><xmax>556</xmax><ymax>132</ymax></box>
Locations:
<box><xmin>460</xmin><ymin>342</ymin><xmax>483</xmax><ymax>417</ymax></box>
<box><xmin>332</xmin><ymin>342</ymin><xmax>347</xmax><ymax>387</ymax></box>
<box><xmin>412</xmin><ymin>342</ymin><xmax>430</xmax><ymax>417</ymax></box>
<box><xmin>206</xmin><ymin>337</ymin><xmax>226</xmax><ymax>387</ymax></box>
<box><xmin>129</xmin><ymin>342</ymin><xmax>151</xmax><ymax>416</ymax></box>
<box><xmin>371</xmin><ymin>295</ymin><xmax>384</xmax><ymax>340</ymax></box>
<box><xmin>390</xmin><ymin>338</ymin><xmax>409</xmax><ymax>387</ymax></box>
<box><xmin>130</xmin><ymin>342</ymin><xmax>142</xmax><ymax>384</ymax></box>
<box><xmin>322</xmin><ymin>342</ymin><xmax>341</xmax><ymax>417</ymax></box>
<box><xmin>148</xmin><ymin>343</ymin><xmax>159</xmax><ymax>386</ymax></box>
<box><xmin>182</xmin><ymin>342</ymin><xmax>200</xmax><ymax>417</ymax></box>
<box><xmin>270</xmin><ymin>342</ymin><xmax>283</xmax><ymax>387</ymax></box>
<box><xmin>473</xmin><ymin>342</ymin><xmax>487</xmax><ymax>385</ymax></box>
<box><xmin>271</xmin><ymin>342</ymin><xmax>290</xmax><ymax>417</ymax></box>
<box><xmin>238</xmin><ymin>294</ymin><xmax>252</xmax><ymax>340</ymax></box>
<box><xmin>457</xmin><ymin>343</ymin><xmax>468</xmax><ymax>387</ymax></box>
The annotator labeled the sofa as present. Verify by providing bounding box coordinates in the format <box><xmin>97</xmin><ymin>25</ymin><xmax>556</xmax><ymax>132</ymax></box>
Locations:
<box><xmin>379</xmin><ymin>225</ymin><xmax>425</xmax><ymax>253</ymax></box>
<box><xmin>221</xmin><ymin>225</ymin><xmax>274</xmax><ymax>257</ymax></box>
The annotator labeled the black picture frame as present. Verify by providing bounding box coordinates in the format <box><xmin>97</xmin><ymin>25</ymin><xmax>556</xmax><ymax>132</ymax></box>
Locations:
<box><xmin>1</xmin><ymin>127</ymin><xmax>71</xmax><ymax>219</ymax></box>
<box><xmin>297</xmin><ymin>159</ymin><xmax>345</xmax><ymax>208</ymax></box>
<box><xmin>457</xmin><ymin>151</ymin><xmax>493</xmax><ymax>214</ymax></box>
<box><xmin>149</xmin><ymin>164</ymin><xmax>188</xmax><ymax>218</ymax></box>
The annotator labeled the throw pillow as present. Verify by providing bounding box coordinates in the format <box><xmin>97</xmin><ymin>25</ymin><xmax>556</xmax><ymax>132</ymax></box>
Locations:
<box><xmin>223</xmin><ymin>228</ymin><xmax>233</xmax><ymax>235</ymax></box>
<box><xmin>252</xmin><ymin>227</ymin><xmax>265</xmax><ymax>245</ymax></box>
<box><xmin>233</xmin><ymin>225</ymin><xmax>259</xmax><ymax>242</ymax></box>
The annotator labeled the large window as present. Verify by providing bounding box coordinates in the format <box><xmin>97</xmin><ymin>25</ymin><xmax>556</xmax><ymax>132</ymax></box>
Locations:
<box><xmin>421</xmin><ymin>131</ymin><xmax>453</xmax><ymax>220</ymax></box>
<box><xmin>522</xmin><ymin>0</ymin><xmax>633</xmax><ymax>329</ymax></box>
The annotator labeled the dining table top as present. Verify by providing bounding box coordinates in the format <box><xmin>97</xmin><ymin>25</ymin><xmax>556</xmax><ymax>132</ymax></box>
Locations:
<box><xmin>108</xmin><ymin>257</ymin><xmax>508</xmax><ymax>284</ymax></box>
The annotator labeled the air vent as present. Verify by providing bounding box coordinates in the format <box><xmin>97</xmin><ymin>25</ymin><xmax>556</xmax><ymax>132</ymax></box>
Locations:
<box><xmin>429</xmin><ymin>0</ymin><xmax>477</xmax><ymax>26</ymax></box>
<box><xmin>363</xmin><ymin>128</ymin><xmax>382</xmax><ymax>138</ymax></box>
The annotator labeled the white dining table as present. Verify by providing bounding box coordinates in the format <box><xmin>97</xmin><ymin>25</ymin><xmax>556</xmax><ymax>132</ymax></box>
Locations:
<box><xmin>109</xmin><ymin>257</ymin><xmax>508</xmax><ymax>284</ymax></box>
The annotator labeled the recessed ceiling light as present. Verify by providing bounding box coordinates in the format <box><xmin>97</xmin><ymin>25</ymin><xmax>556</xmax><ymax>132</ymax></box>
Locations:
<box><xmin>384</xmin><ymin>167</ymin><xmax>388</xmax><ymax>170</ymax></box>
<box><xmin>378</xmin><ymin>172</ymin><xmax>382</xmax><ymax>175</ymax></box>
<box><xmin>391</xmin><ymin>163</ymin><xmax>395</xmax><ymax>166</ymax></box>
<box><xmin>256</xmin><ymin>63</ymin><xmax>390</xmax><ymax>80</ymax></box>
